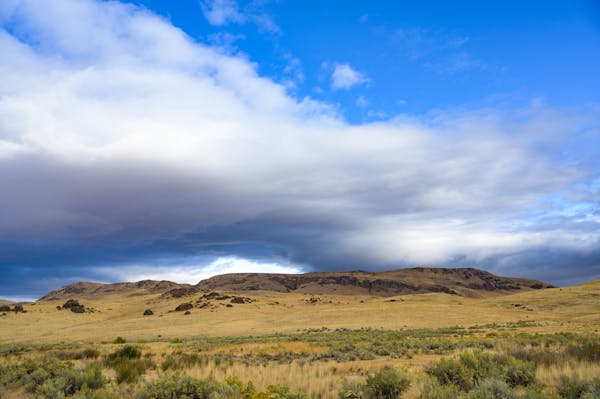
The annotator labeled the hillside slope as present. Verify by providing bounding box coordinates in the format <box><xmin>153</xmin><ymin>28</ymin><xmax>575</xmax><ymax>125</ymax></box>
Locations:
<box><xmin>38</xmin><ymin>267</ymin><xmax>554</xmax><ymax>301</ymax></box>
<box><xmin>40</xmin><ymin>280</ymin><xmax>191</xmax><ymax>301</ymax></box>
<box><xmin>196</xmin><ymin>267</ymin><xmax>554</xmax><ymax>297</ymax></box>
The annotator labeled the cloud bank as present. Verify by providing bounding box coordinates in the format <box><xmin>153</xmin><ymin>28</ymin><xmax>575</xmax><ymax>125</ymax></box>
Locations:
<box><xmin>0</xmin><ymin>0</ymin><xmax>599</xmax><ymax>297</ymax></box>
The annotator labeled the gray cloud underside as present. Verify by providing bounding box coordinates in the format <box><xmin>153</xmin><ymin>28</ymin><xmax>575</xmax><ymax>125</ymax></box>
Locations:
<box><xmin>1</xmin><ymin>0</ymin><xmax>600</xmax><ymax>296</ymax></box>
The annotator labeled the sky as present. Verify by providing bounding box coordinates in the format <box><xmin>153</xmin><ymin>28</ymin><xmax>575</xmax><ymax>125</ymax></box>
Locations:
<box><xmin>0</xmin><ymin>0</ymin><xmax>599</xmax><ymax>300</ymax></box>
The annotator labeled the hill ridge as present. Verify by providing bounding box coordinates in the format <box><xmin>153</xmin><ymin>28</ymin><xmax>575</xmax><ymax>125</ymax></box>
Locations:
<box><xmin>40</xmin><ymin>280</ymin><xmax>192</xmax><ymax>301</ymax></box>
<box><xmin>39</xmin><ymin>267</ymin><xmax>555</xmax><ymax>300</ymax></box>
<box><xmin>194</xmin><ymin>267</ymin><xmax>554</xmax><ymax>298</ymax></box>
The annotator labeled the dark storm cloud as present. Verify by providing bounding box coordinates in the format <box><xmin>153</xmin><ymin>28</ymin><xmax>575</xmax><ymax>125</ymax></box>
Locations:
<box><xmin>1</xmin><ymin>0</ymin><xmax>600</xmax><ymax>298</ymax></box>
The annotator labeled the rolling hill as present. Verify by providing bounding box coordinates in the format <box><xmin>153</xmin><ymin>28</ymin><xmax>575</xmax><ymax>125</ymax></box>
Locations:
<box><xmin>39</xmin><ymin>267</ymin><xmax>554</xmax><ymax>301</ymax></box>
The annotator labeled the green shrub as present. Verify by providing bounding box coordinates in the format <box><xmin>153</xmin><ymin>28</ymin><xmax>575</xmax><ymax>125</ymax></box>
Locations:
<box><xmin>418</xmin><ymin>377</ymin><xmax>461</xmax><ymax>399</ymax></box>
<box><xmin>113</xmin><ymin>359</ymin><xmax>148</xmax><ymax>384</ymax></box>
<box><xmin>107</xmin><ymin>345</ymin><xmax>141</xmax><ymax>361</ymax></box>
<box><xmin>161</xmin><ymin>353</ymin><xmax>207</xmax><ymax>371</ymax></box>
<box><xmin>364</xmin><ymin>367</ymin><xmax>411</xmax><ymax>399</ymax></box>
<box><xmin>136</xmin><ymin>375</ymin><xmax>308</xmax><ymax>399</ymax></box>
<box><xmin>581</xmin><ymin>378</ymin><xmax>600</xmax><ymax>399</ymax></box>
<box><xmin>250</xmin><ymin>384</ymin><xmax>309</xmax><ymax>399</ymax></box>
<box><xmin>502</xmin><ymin>357</ymin><xmax>535</xmax><ymax>387</ymax></box>
<box><xmin>0</xmin><ymin>358</ymin><xmax>107</xmax><ymax>398</ymax></box>
<box><xmin>339</xmin><ymin>380</ymin><xmax>365</xmax><ymax>399</ymax></box>
<box><xmin>136</xmin><ymin>374</ymin><xmax>204</xmax><ymax>399</ymax></box>
<box><xmin>113</xmin><ymin>337</ymin><xmax>126</xmax><ymax>344</ymax></box>
<box><xmin>469</xmin><ymin>378</ymin><xmax>517</xmax><ymax>399</ymax></box>
<box><xmin>519</xmin><ymin>386</ymin><xmax>559</xmax><ymax>399</ymax></box>
<box><xmin>460</xmin><ymin>350</ymin><xmax>498</xmax><ymax>384</ymax></box>
<box><xmin>556</xmin><ymin>376</ymin><xmax>588</xmax><ymax>399</ymax></box>
<box><xmin>82</xmin><ymin>348</ymin><xmax>101</xmax><ymax>359</ymax></box>
<box><xmin>36</xmin><ymin>376</ymin><xmax>69</xmax><ymax>399</ymax></box>
<box><xmin>105</xmin><ymin>345</ymin><xmax>150</xmax><ymax>384</ymax></box>
<box><xmin>565</xmin><ymin>336</ymin><xmax>600</xmax><ymax>362</ymax></box>
<box><xmin>80</xmin><ymin>364</ymin><xmax>106</xmax><ymax>390</ymax></box>
<box><xmin>426</xmin><ymin>358</ymin><xmax>473</xmax><ymax>391</ymax></box>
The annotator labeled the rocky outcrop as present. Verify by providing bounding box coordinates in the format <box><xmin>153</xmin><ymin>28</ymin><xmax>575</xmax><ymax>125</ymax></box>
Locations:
<box><xmin>196</xmin><ymin>267</ymin><xmax>554</xmax><ymax>298</ymax></box>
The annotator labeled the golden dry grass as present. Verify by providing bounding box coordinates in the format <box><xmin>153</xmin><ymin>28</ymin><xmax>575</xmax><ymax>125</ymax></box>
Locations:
<box><xmin>1</xmin><ymin>280</ymin><xmax>599</xmax><ymax>398</ymax></box>
<box><xmin>1</xmin><ymin>279</ymin><xmax>599</xmax><ymax>345</ymax></box>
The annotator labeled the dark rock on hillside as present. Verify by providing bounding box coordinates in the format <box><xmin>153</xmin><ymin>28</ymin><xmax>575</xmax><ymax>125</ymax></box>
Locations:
<box><xmin>230</xmin><ymin>296</ymin><xmax>253</xmax><ymax>304</ymax></box>
<box><xmin>160</xmin><ymin>286</ymin><xmax>198</xmax><ymax>299</ymax></box>
<box><xmin>62</xmin><ymin>299</ymin><xmax>85</xmax><ymax>313</ymax></box>
<box><xmin>175</xmin><ymin>303</ymin><xmax>193</xmax><ymax>312</ymax></box>
<box><xmin>143</xmin><ymin>309</ymin><xmax>153</xmax><ymax>316</ymax></box>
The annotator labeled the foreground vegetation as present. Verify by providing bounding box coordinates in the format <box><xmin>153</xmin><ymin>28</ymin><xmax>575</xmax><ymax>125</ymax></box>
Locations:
<box><xmin>1</xmin><ymin>326</ymin><xmax>599</xmax><ymax>399</ymax></box>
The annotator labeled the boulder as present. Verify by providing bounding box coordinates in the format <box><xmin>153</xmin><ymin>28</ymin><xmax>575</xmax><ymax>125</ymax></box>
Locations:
<box><xmin>143</xmin><ymin>309</ymin><xmax>154</xmax><ymax>316</ymax></box>
<box><xmin>62</xmin><ymin>299</ymin><xmax>86</xmax><ymax>313</ymax></box>
<box><xmin>175</xmin><ymin>303</ymin><xmax>193</xmax><ymax>312</ymax></box>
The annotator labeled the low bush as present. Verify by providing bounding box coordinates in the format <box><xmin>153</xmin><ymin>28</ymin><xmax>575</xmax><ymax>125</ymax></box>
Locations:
<box><xmin>161</xmin><ymin>353</ymin><xmax>208</xmax><ymax>371</ymax></box>
<box><xmin>56</xmin><ymin>348</ymin><xmax>101</xmax><ymax>360</ymax></box>
<box><xmin>502</xmin><ymin>357</ymin><xmax>535</xmax><ymax>388</ymax></box>
<box><xmin>459</xmin><ymin>350</ymin><xmax>497</xmax><ymax>384</ymax></box>
<box><xmin>339</xmin><ymin>380</ymin><xmax>366</xmax><ymax>399</ymax></box>
<box><xmin>565</xmin><ymin>336</ymin><xmax>600</xmax><ymax>363</ymax></box>
<box><xmin>106</xmin><ymin>345</ymin><xmax>141</xmax><ymax>362</ymax></box>
<box><xmin>426</xmin><ymin>350</ymin><xmax>536</xmax><ymax>392</ymax></box>
<box><xmin>426</xmin><ymin>358</ymin><xmax>473</xmax><ymax>391</ymax></box>
<box><xmin>105</xmin><ymin>345</ymin><xmax>151</xmax><ymax>384</ymax></box>
<box><xmin>469</xmin><ymin>378</ymin><xmax>517</xmax><ymax>399</ymax></box>
<box><xmin>0</xmin><ymin>358</ymin><xmax>106</xmax><ymax>398</ymax></box>
<box><xmin>136</xmin><ymin>374</ymin><xmax>204</xmax><ymax>399</ymax></box>
<box><xmin>364</xmin><ymin>367</ymin><xmax>411</xmax><ymax>399</ymax></box>
<box><xmin>136</xmin><ymin>374</ymin><xmax>308</xmax><ymax>399</ymax></box>
<box><xmin>581</xmin><ymin>379</ymin><xmax>600</xmax><ymax>399</ymax></box>
<box><xmin>417</xmin><ymin>377</ymin><xmax>460</xmax><ymax>399</ymax></box>
<box><xmin>340</xmin><ymin>367</ymin><xmax>411</xmax><ymax>399</ymax></box>
<box><xmin>556</xmin><ymin>375</ymin><xmax>589</xmax><ymax>399</ymax></box>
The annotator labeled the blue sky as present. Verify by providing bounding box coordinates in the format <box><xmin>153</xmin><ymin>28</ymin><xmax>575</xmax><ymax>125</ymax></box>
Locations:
<box><xmin>137</xmin><ymin>0</ymin><xmax>600</xmax><ymax>121</ymax></box>
<box><xmin>0</xmin><ymin>0</ymin><xmax>599</xmax><ymax>299</ymax></box>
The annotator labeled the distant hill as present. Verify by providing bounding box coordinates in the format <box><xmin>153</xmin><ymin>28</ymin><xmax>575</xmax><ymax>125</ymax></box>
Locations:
<box><xmin>195</xmin><ymin>267</ymin><xmax>554</xmax><ymax>298</ymax></box>
<box><xmin>40</xmin><ymin>280</ymin><xmax>192</xmax><ymax>301</ymax></box>
<box><xmin>39</xmin><ymin>267</ymin><xmax>554</xmax><ymax>301</ymax></box>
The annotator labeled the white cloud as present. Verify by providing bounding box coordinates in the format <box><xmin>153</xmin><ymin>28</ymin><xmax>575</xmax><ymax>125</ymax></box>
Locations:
<box><xmin>110</xmin><ymin>257</ymin><xmax>302</xmax><ymax>285</ymax></box>
<box><xmin>356</xmin><ymin>96</ymin><xmax>368</xmax><ymax>107</ymax></box>
<box><xmin>0</xmin><ymin>0</ymin><xmax>598</xmax><ymax>288</ymax></box>
<box><xmin>200</xmin><ymin>0</ymin><xmax>279</xmax><ymax>33</ymax></box>
<box><xmin>331</xmin><ymin>63</ymin><xmax>368</xmax><ymax>90</ymax></box>
<box><xmin>201</xmin><ymin>0</ymin><xmax>244</xmax><ymax>26</ymax></box>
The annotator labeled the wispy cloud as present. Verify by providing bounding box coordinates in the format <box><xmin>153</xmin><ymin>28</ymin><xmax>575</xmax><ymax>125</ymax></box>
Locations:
<box><xmin>0</xmin><ymin>0</ymin><xmax>599</xmax><ymax>297</ymax></box>
<box><xmin>331</xmin><ymin>63</ymin><xmax>368</xmax><ymax>90</ymax></box>
<box><xmin>390</xmin><ymin>27</ymin><xmax>485</xmax><ymax>74</ymax></box>
<box><xmin>201</xmin><ymin>0</ymin><xmax>244</xmax><ymax>26</ymax></box>
<box><xmin>200</xmin><ymin>0</ymin><xmax>279</xmax><ymax>33</ymax></box>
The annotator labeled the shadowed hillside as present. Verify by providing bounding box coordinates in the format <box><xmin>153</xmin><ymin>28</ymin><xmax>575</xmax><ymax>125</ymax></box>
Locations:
<box><xmin>195</xmin><ymin>267</ymin><xmax>554</xmax><ymax>297</ymax></box>
<box><xmin>39</xmin><ymin>267</ymin><xmax>554</xmax><ymax>301</ymax></box>
<box><xmin>40</xmin><ymin>280</ymin><xmax>192</xmax><ymax>301</ymax></box>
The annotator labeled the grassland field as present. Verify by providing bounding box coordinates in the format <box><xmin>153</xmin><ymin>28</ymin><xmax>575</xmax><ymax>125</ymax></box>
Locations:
<box><xmin>1</xmin><ymin>278</ymin><xmax>599</xmax><ymax>398</ymax></box>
